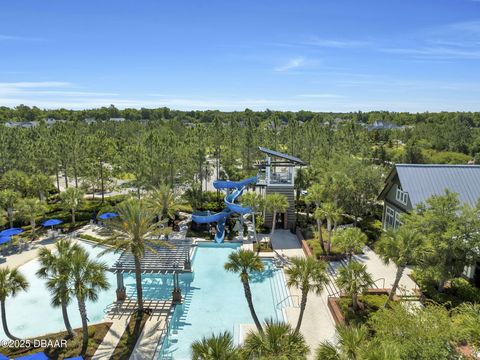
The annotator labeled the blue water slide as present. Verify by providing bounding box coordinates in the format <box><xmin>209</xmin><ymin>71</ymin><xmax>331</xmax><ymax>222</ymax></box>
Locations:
<box><xmin>191</xmin><ymin>176</ymin><xmax>257</xmax><ymax>243</ymax></box>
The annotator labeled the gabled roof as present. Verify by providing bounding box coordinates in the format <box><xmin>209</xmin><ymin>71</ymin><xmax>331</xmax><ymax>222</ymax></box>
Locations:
<box><xmin>379</xmin><ymin>164</ymin><xmax>480</xmax><ymax>208</ymax></box>
<box><xmin>258</xmin><ymin>147</ymin><xmax>306</xmax><ymax>165</ymax></box>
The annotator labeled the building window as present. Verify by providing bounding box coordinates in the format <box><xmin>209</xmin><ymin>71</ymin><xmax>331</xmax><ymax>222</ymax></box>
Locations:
<box><xmin>396</xmin><ymin>186</ymin><xmax>408</xmax><ymax>205</ymax></box>
<box><xmin>385</xmin><ymin>206</ymin><xmax>395</xmax><ymax>229</ymax></box>
<box><xmin>385</xmin><ymin>206</ymin><xmax>403</xmax><ymax>230</ymax></box>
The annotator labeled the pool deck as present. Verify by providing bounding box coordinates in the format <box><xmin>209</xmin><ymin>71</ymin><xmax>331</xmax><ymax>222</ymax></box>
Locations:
<box><xmin>0</xmin><ymin>236</ymin><xmax>59</xmax><ymax>269</ymax></box>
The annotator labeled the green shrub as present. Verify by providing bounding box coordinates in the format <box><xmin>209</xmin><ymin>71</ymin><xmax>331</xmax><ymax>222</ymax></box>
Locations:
<box><xmin>78</xmin><ymin>234</ymin><xmax>103</xmax><ymax>243</ymax></box>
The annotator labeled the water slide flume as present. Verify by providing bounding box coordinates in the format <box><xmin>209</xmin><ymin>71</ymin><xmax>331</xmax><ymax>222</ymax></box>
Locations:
<box><xmin>191</xmin><ymin>176</ymin><xmax>257</xmax><ymax>243</ymax></box>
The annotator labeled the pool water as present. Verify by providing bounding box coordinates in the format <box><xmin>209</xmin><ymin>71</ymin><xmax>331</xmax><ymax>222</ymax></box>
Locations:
<box><xmin>0</xmin><ymin>241</ymin><xmax>118</xmax><ymax>340</ymax></box>
<box><xmin>157</xmin><ymin>243</ymin><xmax>291</xmax><ymax>360</ymax></box>
<box><xmin>0</xmin><ymin>241</ymin><xmax>291</xmax><ymax>360</ymax></box>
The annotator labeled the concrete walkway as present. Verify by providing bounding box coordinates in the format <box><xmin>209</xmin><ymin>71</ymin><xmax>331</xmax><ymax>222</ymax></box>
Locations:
<box><xmin>354</xmin><ymin>245</ymin><xmax>418</xmax><ymax>296</ymax></box>
<box><xmin>92</xmin><ymin>313</ymin><xmax>131</xmax><ymax>360</ymax></box>
<box><xmin>271</xmin><ymin>230</ymin><xmax>336</xmax><ymax>358</ymax></box>
<box><xmin>0</xmin><ymin>236</ymin><xmax>58</xmax><ymax>269</ymax></box>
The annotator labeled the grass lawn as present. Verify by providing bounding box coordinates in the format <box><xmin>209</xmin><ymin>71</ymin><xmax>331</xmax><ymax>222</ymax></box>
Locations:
<box><xmin>110</xmin><ymin>311</ymin><xmax>150</xmax><ymax>360</ymax></box>
<box><xmin>0</xmin><ymin>323</ymin><xmax>111</xmax><ymax>359</ymax></box>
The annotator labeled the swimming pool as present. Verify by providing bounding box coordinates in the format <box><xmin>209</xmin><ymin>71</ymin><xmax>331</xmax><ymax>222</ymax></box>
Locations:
<box><xmin>157</xmin><ymin>242</ymin><xmax>291</xmax><ymax>360</ymax></box>
<box><xmin>0</xmin><ymin>241</ymin><xmax>118</xmax><ymax>341</ymax></box>
<box><xmin>0</xmin><ymin>241</ymin><xmax>291</xmax><ymax>360</ymax></box>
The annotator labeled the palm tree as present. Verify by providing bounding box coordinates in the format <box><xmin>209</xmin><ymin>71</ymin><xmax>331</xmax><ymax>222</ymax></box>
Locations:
<box><xmin>336</xmin><ymin>262</ymin><xmax>373</xmax><ymax>311</ymax></box>
<box><xmin>184</xmin><ymin>185</ymin><xmax>203</xmax><ymax>211</ymax></box>
<box><xmin>265</xmin><ymin>193</ymin><xmax>289</xmax><ymax>240</ymax></box>
<box><xmin>285</xmin><ymin>257</ymin><xmax>328</xmax><ymax>332</ymax></box>
<box><xmin>315</xmin><ymin>202</ymin><xmax>342</xmax><ymax>255</ymax></box>
<box><xmin>242</xmin><ymin>320</ymin><xmax>310</xmax><ymax>359</ymax></box>
<box><xmin>241</xmin><ymin>192</ymin><xmax>264</xmax><ymax>244</ymax></box>
<box><xmin>70</xmin><ymin>247</ymin><xmax>109</xmax><ymax>354</ymax></box>
<box><xmin>315</xmin><ymin>325</ymin><xmax>369</xmax><ymax>360</ymax></box>
<box><xmin>333</xmin><ymin>228</ymin><xmax>367</xmax><ymax>261</ymax></box>
<box><xmin>376</xmin><ymin>226</ymin><xmax>420</xmax><ymax>306</ymax></box>
<box><xmin>60</xmin><ymin>187</ymin><xmax>85</xmax><ymax>226</ymax></box>
<box><xmin>16</xmin><ymin>197</ymin><xmax>47</xmax><ymax>239</ymax></box>
<box><xmin>306</xmin><ymin>184</ymin><xmax>327</xmax><ymax>254</ymax></box>
<box><xmin>0</xmin><ymin>267</ymin><xmax>29</xmax><ymax>340</ymax></box>
<box><xmin>37</xmin><ymin>240</ymin><xmax>82</xmax><ymax>338</ymax></box>
<box><xmin>147</xmin><ymin>184</ymin><xmax>179</xmax><ymax>222</ymax></box>
<box><xmin>0</xmin><ymin>189</ymin><xmax>19</xmax><ymax>228</ymax></box>
<box><xmin>224</xmin><ymin>249</ymin><xmax>265</xmax><ymax>333</ymax></box>
<box><xmin>191</xmin><ymin>331</ymin><xmax>241</xmax><ymax>360</ymax></box>
<box><xmin>101</xmin><ymin>198</ymin><xmax>170</xmax><ymax>312</ymax></box>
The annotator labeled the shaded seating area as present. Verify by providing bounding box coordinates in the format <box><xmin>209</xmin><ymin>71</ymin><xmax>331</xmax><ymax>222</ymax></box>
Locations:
<box><xmin>111</xmin><ymin>239</ymin><xmax>195</xmax><ymax>304</ymax></box>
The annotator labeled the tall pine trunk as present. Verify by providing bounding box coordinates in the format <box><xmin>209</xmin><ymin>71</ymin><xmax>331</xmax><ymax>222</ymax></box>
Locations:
<box><xmin>1</xmin><ymin>300</ymin><xmax>19</xmax><ymax>340</ymax></box>
<box><xmin>242</xmin><ymin>277</ymin><xmax>263</xmax><ymax>333</ymax></box>
<box><xmin>317</xmin><ymin>218</ymin><xmax>325</xmax><ymax>254</ymax></box>
<box><xmin>7</xmin><ymin>208</ymin><xmax>13</xmax><ymax>228</ymax></box>
<box><xmin>100</xmin><ymin>161</ymin><xmax>105</xmax><ymax>203</ymax></box>
<box><xmin>134</xmin><ymin>256</ymin><xmax>144</xmax><ymax>311</ymax></box>
<box><xmin>326</xmin><ymin>220</ymin><xmax>332</xmax><ymax>255</ymax></box>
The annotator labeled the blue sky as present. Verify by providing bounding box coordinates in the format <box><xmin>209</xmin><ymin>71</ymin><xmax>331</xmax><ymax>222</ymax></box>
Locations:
<box><xmin>1</xmin><ymin>0</ymin><xmax>480</xmax><ymax>112</ymax></box>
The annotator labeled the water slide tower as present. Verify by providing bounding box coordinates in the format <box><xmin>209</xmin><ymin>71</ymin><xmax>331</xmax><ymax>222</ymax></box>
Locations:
<box><xmin>256</xmin><ymin>147</ymin><xmax>306</xmax><ymax>230</ymax></box>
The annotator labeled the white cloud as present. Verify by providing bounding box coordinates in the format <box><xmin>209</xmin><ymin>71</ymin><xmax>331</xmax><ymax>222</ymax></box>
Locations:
<box><xmin>274</xmin><ymin>57</ymin><xmax>305</xmax><ymax>72</ymax></box>
<box><xmin>305</xmin><ymin>38</ymin><xmax>369</xmax><ymax>48</ymax></box>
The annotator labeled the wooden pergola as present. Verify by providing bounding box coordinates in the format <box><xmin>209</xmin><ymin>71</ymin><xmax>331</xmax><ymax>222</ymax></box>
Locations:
<box><xmin>111</xmin><ymin>239</ymin><xmax>195</xmax><ymax>304</ymax></box>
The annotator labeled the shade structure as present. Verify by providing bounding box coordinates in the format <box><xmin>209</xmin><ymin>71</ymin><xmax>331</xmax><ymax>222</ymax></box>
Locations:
<box><xmin>0</xmin><ymin>236</ymin><xmax>11</xmax><ymax>245</ymax></box>
<box><xmin>65</xmin><ymin>357</ymin><xmax>83</xmax><ymax>360</ymax></box>
<box><xmin>41</xmin><ymin>219</ymin><xmax>63</xmax><ymax>227</ymax></box>
<box><xmin>98</xmin><ymin>212</ymin><xmax>118</xmax><ymax>220</ymax></box>
<box><xmin>0</xmin><ymin>353</ymin><xmax>9</xmax><ymax>360</ymax></box>
<box><xmin>14</xmin><ymin>352</ymin><xmax>49</xmax><ymax>359</ymax></box>
<box><xmin>0</xmin><ymin>227</ymin><xmax>24</xmax><ymax>236</ymax></box>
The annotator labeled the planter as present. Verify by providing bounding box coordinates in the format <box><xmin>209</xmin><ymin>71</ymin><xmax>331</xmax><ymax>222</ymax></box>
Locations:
<box><xmin>327</xmin><ymin>297</ymin><xmax>346</xmax><ymax>325</ymax></box>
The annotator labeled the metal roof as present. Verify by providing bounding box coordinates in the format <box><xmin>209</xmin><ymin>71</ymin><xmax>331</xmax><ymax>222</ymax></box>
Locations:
<box><xmin>395</xmin><ymin>164</ymin><xmax>480</xmax><ymax>208</ymax></box>
<box><xmin>112</xmin><ymin>239</ymin><xmax>195</xmax><ymax>274</ymax></box>
<box><xmin>258</xmin><ymin>147</ymin><xmax>306</xmax><ymax>165</ymax></box>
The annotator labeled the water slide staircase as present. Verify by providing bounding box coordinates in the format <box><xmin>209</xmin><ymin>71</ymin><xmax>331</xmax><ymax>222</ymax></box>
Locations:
<box><xmin>191</xmin><ymin>176</ymin><xmax>257</xmax><ymax>243</ymax></box>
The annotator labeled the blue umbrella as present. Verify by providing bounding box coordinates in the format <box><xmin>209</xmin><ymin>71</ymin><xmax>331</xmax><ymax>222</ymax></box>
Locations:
<box><xmin>98</xmin><ymin>212</ymin><xmax>118</xmax><ymax>220</ymax></box>
<box><xmin>14</xmin><ymin>352</ymin><xmax>49</xmax><ymax>359</ymax></box>
<box><xmin>65</xmin><ymin>357</ymin><xmax>83</xmax><ymax>360</ymax></box>
<box><xmin>41</xmin><ymin>219</ymin><xmax>63</xmax><ymax>227</ymax></box>
<box><xmin>0</xmin><ymin>353</ymin><xmax>9</xmax><ymax>360</ymax></box>
<box><xmin>0</xmin><ymin>236</ymin><xmax>11</xmax><ymax>245</ymax></box>
<box><xmin>0</xmin><ymin>227</ymin><xmax>24</xmax><ymax>236</ymax></box>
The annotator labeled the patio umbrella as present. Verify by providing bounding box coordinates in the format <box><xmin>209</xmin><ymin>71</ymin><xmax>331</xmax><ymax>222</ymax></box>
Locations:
<box><xmin>14</xmin><ymin>352</ymin><xmax>49</xmax><ymax>359</ymax></box>
<box><xmin>98</xmin><ymin>212</ymin><xmax>119</xmax><ymax>220</ymax></box>
<box><xmin>41</xmin><ymin>219</ymin><xmax>63</xmax><ymax>227</ymax></box>
<box><xmin>0</xmin><ymin>227</ymin><xmax>24</xmax><ymax>237</ymax></box>
<box><xmin>65</xmin><ymin>357</ymin><xmax>83</xmax><ymax>360</ymax></box>
<box><xmin>0</xmin><ymin>354</ymin><xmax>8</xmax><ymax>360</ymax></box>
<box><xmin>0</xmin><ymin>236</ymin><xmax>11</xmax><ymax>245</ymax></box>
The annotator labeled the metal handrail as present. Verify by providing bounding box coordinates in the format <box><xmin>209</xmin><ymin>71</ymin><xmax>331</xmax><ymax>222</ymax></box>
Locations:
<box><xmin>276</xmin><ymin>295</ymin><xmax>300</xmax><ymax>309</ymax></box>
<box><xmin>273</xmin><ymin>249</ymin><xmax>290</xmax><ymax>265</ymax></box>
<box><xmin>373</xmin><ymin>278</ymin><xmax>386</xmax><ymax>288</ymax></box>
